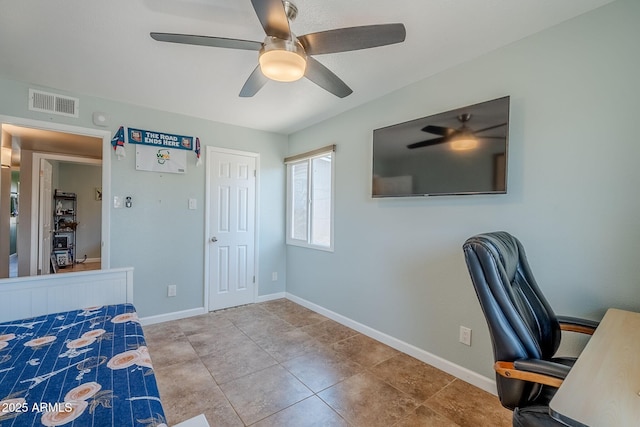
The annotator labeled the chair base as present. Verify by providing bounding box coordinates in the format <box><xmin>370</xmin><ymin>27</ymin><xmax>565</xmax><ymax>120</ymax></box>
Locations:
<box><xmin>513</xmin><ymin>406</ymin><xmax>567</xmax><ymax>427</ymax></box>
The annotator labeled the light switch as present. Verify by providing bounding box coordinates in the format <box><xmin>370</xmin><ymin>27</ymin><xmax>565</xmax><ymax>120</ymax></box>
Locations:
<box><xmin>113</xmin><ymin>196</ymin><xmax>122</xmax><ymax>209</ymax></box>
<box><xmin>188</xmin><ymin>198</ymin><xmax>197</xmax><ymax>210</ymax></box>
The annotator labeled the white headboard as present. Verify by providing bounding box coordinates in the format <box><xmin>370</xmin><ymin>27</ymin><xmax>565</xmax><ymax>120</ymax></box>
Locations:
<box><xmin>0</xmin><ymin>267</ymin><xmax>133</xmax><ymax>322</ymax></box>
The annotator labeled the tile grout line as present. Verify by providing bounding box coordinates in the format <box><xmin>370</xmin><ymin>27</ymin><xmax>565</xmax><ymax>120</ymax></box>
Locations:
<box><xmin>252</xmin><ymin>304</ymin><xmax>432</xmax><ymax>427</ymax></box>
<box><xmin>149</xmin><ymin>300</ymin><xmax>508</xmax><ymax>426</ymax></box>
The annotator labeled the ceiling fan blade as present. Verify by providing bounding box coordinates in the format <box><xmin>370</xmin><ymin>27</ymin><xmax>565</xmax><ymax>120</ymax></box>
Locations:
<box><xmin>407</xmin><ymin>137</ymin><xmax>447</xmax><ymax>149</ymax></box>
<box><xmin>251</xmin><ymin>0</ymin><xmax>291</xmax><ymax>40</ymax></box>
<box><xmin>239</xmin><ymin>66</ymin><xmax>269</xmax><ymax>97</ymax></box>
<box><xmin>304</xmin><ymin>57</ymin><xmax>353</xmax><ymax>98</ymax></box>
<box><xmin>298</xmin><ymin>23</ymin><xmax>406</xmax><ymax>55</ymax></box>
<box><xmin>473</xmin><ymin>123</ymin><xmax>508</xmax><ymax>134</ymax></box>
<box><xmin>421</xmin><ymin>125</ymin><xmax>456</xmax><ymax>136</ymax></box>
<box><xmin>150</xmin><ymin>32</ymin><xmax>262</xmax><ymax>51</ymax></box>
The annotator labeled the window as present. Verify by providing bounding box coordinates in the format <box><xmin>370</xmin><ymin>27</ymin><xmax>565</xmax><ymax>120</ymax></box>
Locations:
<box><xmin>286</xmin><ymin>145</ymin><xmax>335</xmax><ymax>251</ymax></box>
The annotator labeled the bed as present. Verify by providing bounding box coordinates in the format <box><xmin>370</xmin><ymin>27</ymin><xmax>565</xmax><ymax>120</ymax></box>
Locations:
<box><xmin>0</xmin><ymin>269</ymin><xmax>167</xmax><ymax>427</ymax></box>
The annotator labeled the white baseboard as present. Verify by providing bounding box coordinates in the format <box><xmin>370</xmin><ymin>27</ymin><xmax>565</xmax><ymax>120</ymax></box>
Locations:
<box><xmin>140</xmin><ymin>292</ymin><xmax>286</xmax><ymax>326</ymax></box>
<box><xmin>136</xmin><ymin>293</ymin><xmax>497</xmax><ymax>395</ymax></box>
<box><xmin>140</xmin><ymin>307</ymin><xmax>207</xmax><ymax>326</ymax></box>
<box><xmin>256</xmin><ymin>292</ymin><xmax>286</xmax><ymax>303</ymax></box>
<box><xmin>285</xmin><ymin>292</ymin><xmax>497</xmax><ymax>396</ymax></box>
<box><xmin>73</xmin><ymin>257</ymin><xmax>100</xmax><ymax>264</ymax></box>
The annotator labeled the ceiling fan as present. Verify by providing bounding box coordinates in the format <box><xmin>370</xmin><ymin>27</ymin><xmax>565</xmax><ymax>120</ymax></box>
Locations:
<box><xmin>150</xmin><ymin>0</ymin><xmax>406</xmax><ymax>98</ymax></box>
<box><xmin>407</xmin><ymin>114</ymin><xmax>507</xmax><ymax>150</ymax></box>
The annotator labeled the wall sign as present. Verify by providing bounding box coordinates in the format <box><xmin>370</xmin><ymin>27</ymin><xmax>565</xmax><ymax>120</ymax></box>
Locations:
<box><xmin>127</xmin><ymin>128</ymin><xmax>194</xmax><ymax>151</ymax></box>
<box><xmin>127</xmin><ymin>127</ymin><xmax>194</xmax><ymax>174</ymax></box>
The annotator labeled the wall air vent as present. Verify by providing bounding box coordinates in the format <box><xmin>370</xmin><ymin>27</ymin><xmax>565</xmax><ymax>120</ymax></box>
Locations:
<box><xmin>29</xmin><ymin>89</ymin><xmax>79</xmax><ymax>118</ymax></box>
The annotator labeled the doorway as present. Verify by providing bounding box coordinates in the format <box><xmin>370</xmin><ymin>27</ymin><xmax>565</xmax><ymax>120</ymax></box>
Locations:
<box><xmin>205</xmin><ymin>147</ymin><xmax>259</xmax><ymax>311</ymax></box>
<box><xmin>34</xmin><ymin>153</ymin><xmax>103</xmax><ymax>275</ymax></box>
<box><xmin>0</xmin><ymin>116</ymin><xmax>111</xmax><ymax>279</ymax></box>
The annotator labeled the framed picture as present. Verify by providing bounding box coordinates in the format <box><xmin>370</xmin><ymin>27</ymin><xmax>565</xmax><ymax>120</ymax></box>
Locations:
<box><xmin>95</xmin><ymin>187</ymin><xmax>102</xmax><ymax>201</ymax></box>
<box><xmin>53</xmin><ymin>236</ymin><xmax>69</xmax><ymax>249</ymax></box>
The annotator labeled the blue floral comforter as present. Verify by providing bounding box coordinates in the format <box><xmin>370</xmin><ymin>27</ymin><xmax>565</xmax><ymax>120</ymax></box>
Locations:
<box><xmin>0</xmin><ymin>304</ymin><xmax>166</xmax><ymax>427</ymax></box>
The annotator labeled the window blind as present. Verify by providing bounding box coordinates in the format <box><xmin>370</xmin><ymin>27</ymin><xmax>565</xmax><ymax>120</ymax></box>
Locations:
<box><xmin>284</xmin><ymin>144</ymin><xmax>335</xmax><ymax>164</ymax></box>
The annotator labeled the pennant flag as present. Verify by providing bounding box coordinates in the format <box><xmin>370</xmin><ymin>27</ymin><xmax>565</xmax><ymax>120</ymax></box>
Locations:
<box><xmin>111</xmin><ymin>126</ymin><xmax>126</xmax><ymax>159</ymax></box>
<box><xmin>195</xmin><ymin>137</ymin><xmax>202</xmax><ymax>166</ymax></box>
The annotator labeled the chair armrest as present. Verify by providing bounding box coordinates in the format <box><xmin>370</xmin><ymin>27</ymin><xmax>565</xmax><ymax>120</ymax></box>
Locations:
<box><xmin>494</xmin><ymin>359</ymin><xmax>570</xmax><ymax>388</ymax></box>
<box><xmin>513</xmin><ymin>359</ymin><xmax>571</xmax><ymax>379</ymax></box>
<box><xmin>558</xmin><ymin>315</ymin><xmax>599</xmax><ymax>335</ymax></box>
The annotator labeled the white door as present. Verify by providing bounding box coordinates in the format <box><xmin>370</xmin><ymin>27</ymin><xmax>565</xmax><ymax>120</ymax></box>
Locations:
<box><xmin>207</xmin><ymin>149</ymin><xmax>257</xmax><ymax>311</ymax></box>
<box><xmin>38</xmin><ymin>159</ymin><xmax>53</xmax><ymax>275</ymax></box>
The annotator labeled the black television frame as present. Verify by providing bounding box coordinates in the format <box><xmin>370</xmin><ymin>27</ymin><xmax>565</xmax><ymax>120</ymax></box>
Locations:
<box><xmin>372</xmin><ymin>96</ymin><xmax>510</xmax><ymax>197</ymax></box>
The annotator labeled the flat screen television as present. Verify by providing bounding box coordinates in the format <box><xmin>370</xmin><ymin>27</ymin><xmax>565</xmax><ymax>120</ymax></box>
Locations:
<box><xmin>372</xmin><ymin>96</ymin><xmax>510</xmax><ymax>197</ymax></box>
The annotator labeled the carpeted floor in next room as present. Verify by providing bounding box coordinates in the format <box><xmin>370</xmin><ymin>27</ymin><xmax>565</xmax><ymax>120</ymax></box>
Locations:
<box><xmin>143</xmin><ymin>299</ymin><xmax>511</xmax><ymax>426</ymax></box>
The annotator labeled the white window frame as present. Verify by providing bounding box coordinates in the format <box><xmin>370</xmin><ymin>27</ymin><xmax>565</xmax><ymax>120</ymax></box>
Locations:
<box><xmin>285</xmin><ymin>145</ymin><xmax>335</xmax><ymax>252</ymax></box>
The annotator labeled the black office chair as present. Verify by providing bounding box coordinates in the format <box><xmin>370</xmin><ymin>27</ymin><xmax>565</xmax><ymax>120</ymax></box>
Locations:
<box><xmin>462</xmin><ymin>232</ymin><xmax>598</xmax><ymax>427</ymax></box>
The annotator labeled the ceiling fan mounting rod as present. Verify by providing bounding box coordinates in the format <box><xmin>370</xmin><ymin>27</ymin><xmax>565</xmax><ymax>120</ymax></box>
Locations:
<box><xmin>458</xmin><ymin>113</ymin><xmax>472</xmax><ymax>123</ymax></box>
<box><xmin>283</xmin><ymin>1</ymin><xmax>298</xmax><ymax>22</ymax></box>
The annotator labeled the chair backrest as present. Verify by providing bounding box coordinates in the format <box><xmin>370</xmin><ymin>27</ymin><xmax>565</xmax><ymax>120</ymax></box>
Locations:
<box><xmin>463</xmin><ymin>231</ymin><xmax>561</xmax><ymax>409</ymax></box>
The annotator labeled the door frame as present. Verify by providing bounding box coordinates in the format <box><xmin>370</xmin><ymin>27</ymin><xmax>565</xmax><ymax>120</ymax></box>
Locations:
<box><xmin>33</xmin><ymin>153</ymin><xmax>102</xmax><ymax>275</ymax></box>
<box><xmin>38</xmin><ymin>158</ymin><xmax>53</xmax><ymax>275</ymax></box>
<box><xmin>204</xmin><ymin>146</ymin><xmax>260</xmax><ymax>311</ymax></box>
<box><xmin>0</xmin><ymin>114</ymin><xmax>111</xmax><ymax>277</ymax></box>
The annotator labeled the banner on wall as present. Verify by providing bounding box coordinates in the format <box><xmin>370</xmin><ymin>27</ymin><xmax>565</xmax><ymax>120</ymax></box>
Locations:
<box><xmin>127</xmin><ymin>128</ymin><xmax>194</xmax><ymax>174</ymax></box>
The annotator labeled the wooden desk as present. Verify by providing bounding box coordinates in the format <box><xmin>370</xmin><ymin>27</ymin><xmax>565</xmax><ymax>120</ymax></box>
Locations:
<box><xmin>549</xmin><ymin>308</ymin><xmax>640</xmax><ymax>426</ymax></box>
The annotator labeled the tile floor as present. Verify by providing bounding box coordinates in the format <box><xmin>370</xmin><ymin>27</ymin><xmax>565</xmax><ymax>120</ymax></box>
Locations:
<box><xmin>143</xmin><ymin>299</ymin><xmax>512</xmax><ymax>427</ymax></box>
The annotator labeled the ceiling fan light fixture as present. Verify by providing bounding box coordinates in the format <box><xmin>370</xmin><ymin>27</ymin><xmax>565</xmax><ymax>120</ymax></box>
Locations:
<box><xmin>259</xmin><ymin>38</ymin><xmax>307</xmax><ymax>82</ymax></box>
<box><xmin>150</xmin><ymin>1</ymin><xmax>406</xmax><ymax>97</ymax></box>
<box><xmin>450</xmin><ymin>134</ymin><xmax>478</xmax><ymax>151</ymax></box>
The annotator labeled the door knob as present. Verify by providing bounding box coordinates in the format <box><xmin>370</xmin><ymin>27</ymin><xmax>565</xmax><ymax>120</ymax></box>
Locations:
<box><xmin>210</xmin><ymin>237</ymin><xmax>218</xmax><ymax>243</ymax></box>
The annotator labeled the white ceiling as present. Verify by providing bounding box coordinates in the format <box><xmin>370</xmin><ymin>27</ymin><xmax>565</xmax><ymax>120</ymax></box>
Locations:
<box><xmin>0</xmin><ymin>0</ymin><xmax>614</xmax><ymax>135</ymax></box>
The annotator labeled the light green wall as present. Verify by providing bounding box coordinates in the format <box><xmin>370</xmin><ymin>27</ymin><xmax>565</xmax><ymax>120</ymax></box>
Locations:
<box><xmin>1</xmin><ymin>0</ymin><xmax>638</xmax><ymax>383</ymax></box>
<box><xmin>57</xmin><ymin>163</ymin><xmax>102</xmax><ymax>259</ymax></box>
<box><xmin>0</xmin><ymin>77</ymin><xmax>288</xmax><ymax>317</ymax></box>
<box><xmin>287</xmin><ymin>0</ymin><xmax>640</xmax><ymax>378</ymax></box>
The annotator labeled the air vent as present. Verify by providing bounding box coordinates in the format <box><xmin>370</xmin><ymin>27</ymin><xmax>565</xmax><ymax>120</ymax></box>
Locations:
<box><xmin>29</xmin><ymin>89</ymin><xmax>79</xmax><ymax>118</ymax></box>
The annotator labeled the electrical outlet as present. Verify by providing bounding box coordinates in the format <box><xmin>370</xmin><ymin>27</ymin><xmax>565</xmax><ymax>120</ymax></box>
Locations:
<box><xmin>167</xmin><ymin>285</ymin><xmax>177</xmax><ymax>297</ymax></box>
<box><xmin>271</xmin><ymin>272</ymin><xmax>278</xmax><ymax>281</ymax></box>
<box><xmin>459</xmin><ymin>326</ymin><xmax>472</xmax><ymax>346</ymax></box>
